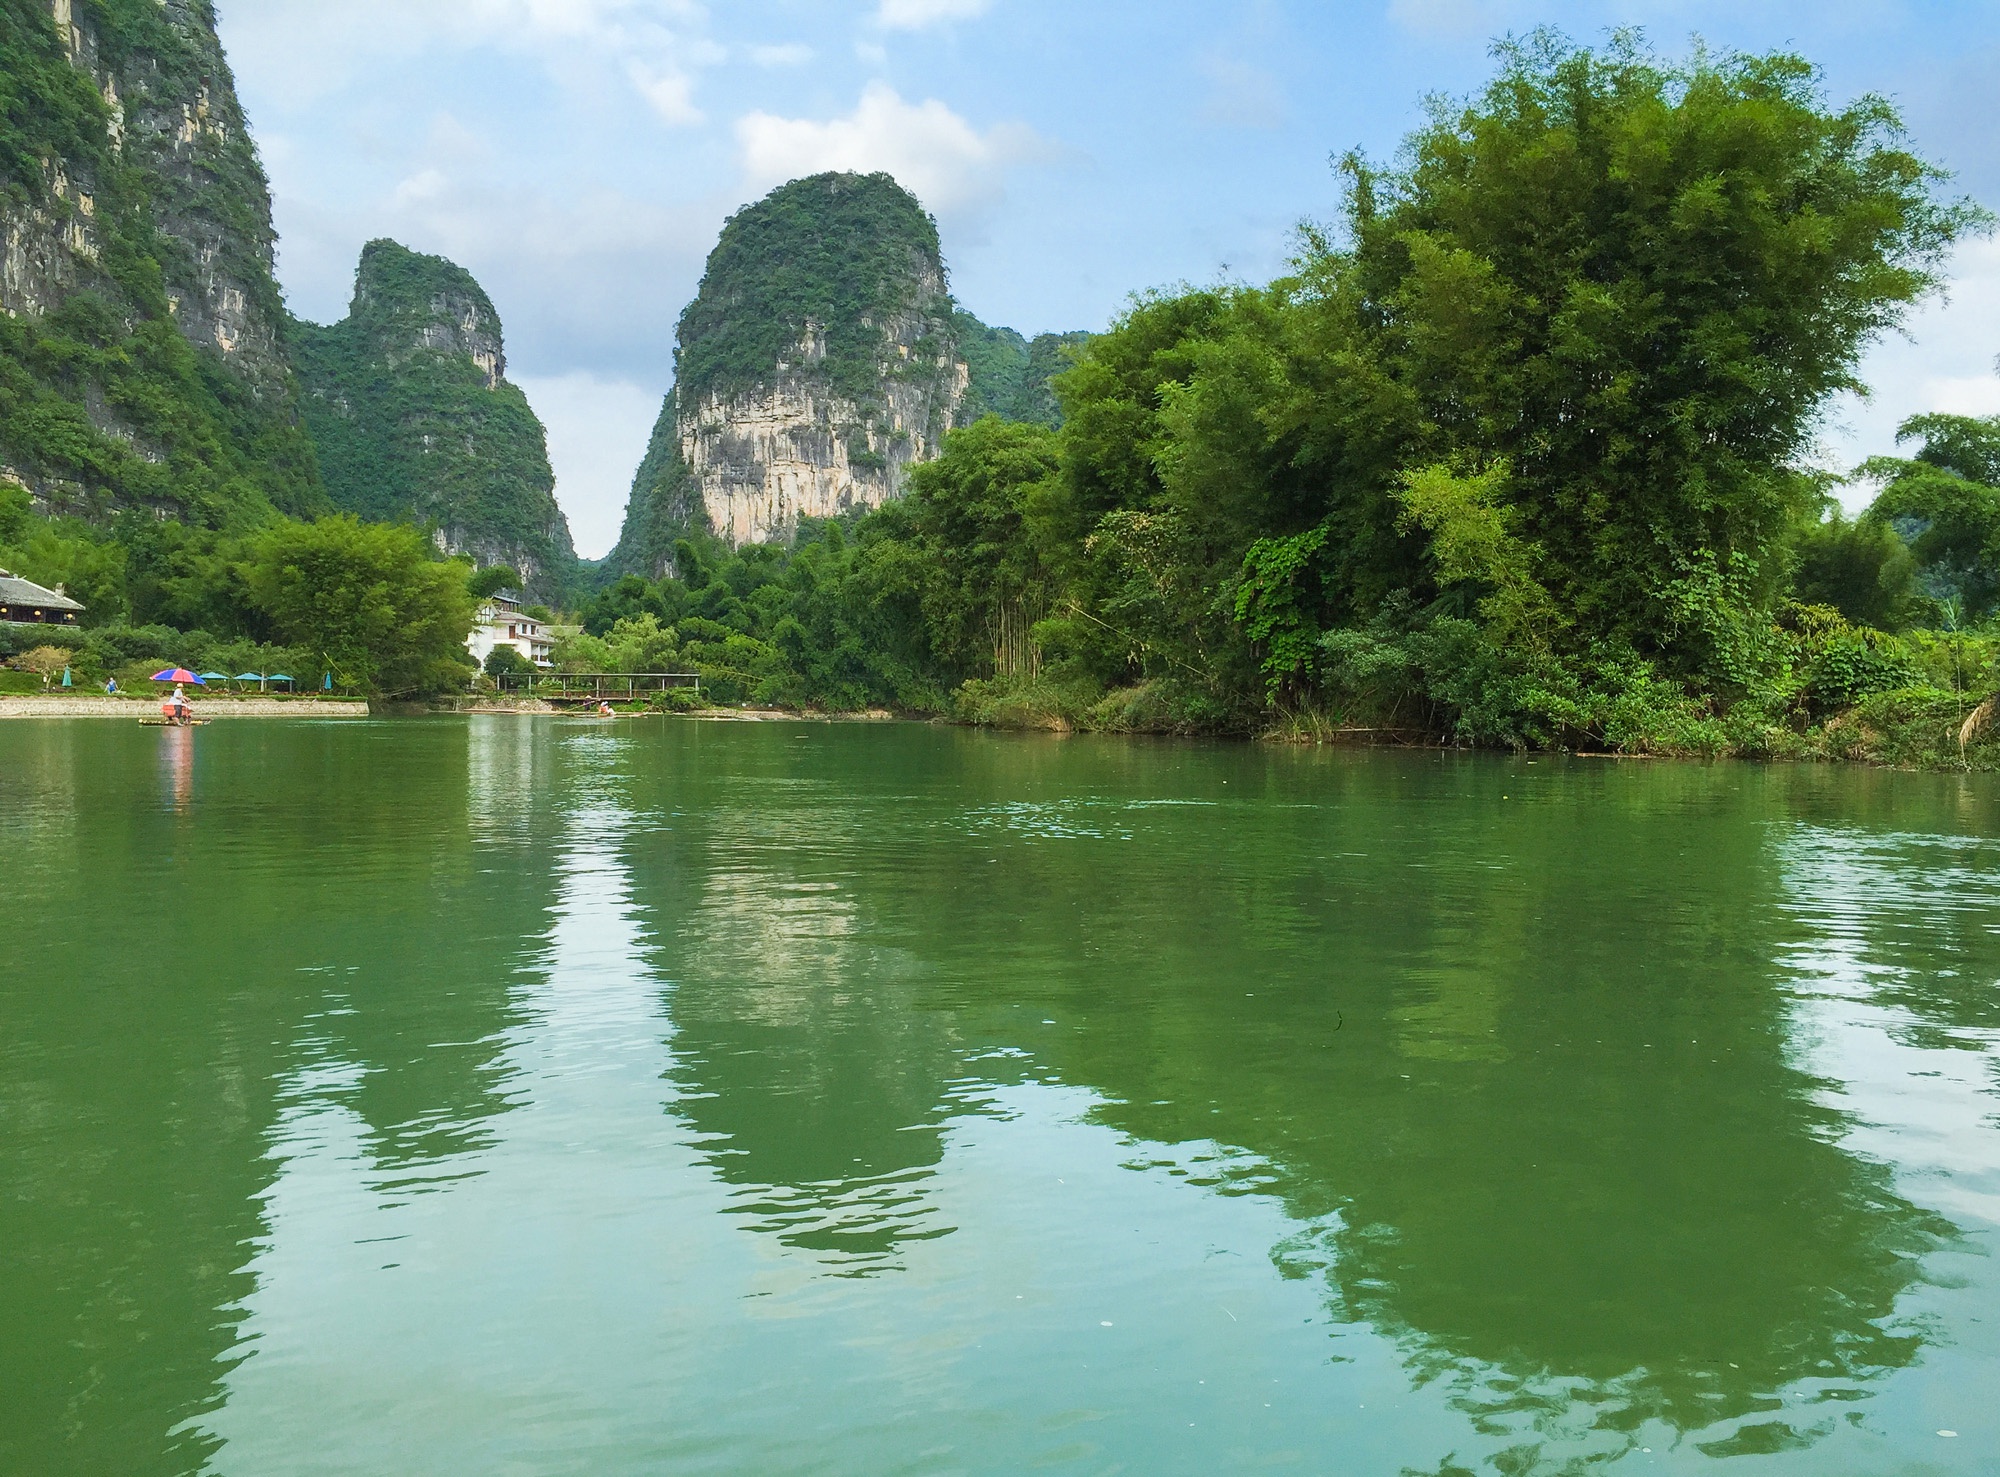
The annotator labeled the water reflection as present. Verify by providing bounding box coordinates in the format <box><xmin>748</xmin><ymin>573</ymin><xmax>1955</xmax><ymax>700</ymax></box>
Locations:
<box><xmin>5</xmin><ymin>722</ymin><xmax>1998</xmax><ymax>1474</ymax></box>
<box><xmin>796</xmin><ymin>746</ymin><xmax>1968</xmax><ymax>1463</ymax></box>
<box><xmin>160</xmin><ymin>724</ymin><xmax>193</xmax><ymax>813</ymax></box>
<box><xmin>0</xmin><ymin>722</ymin><xmax>562</xmax><ymax>1473</ymax></box>
<box><xmin>620</xmin><ymin>753</ymin><xmax>961</xmax><ymax>1269</ymax></box>
<box><xmin>1776</xmin><ymin>823</ymin><xmax>2000</xmax><ymax>1228</ymax></box>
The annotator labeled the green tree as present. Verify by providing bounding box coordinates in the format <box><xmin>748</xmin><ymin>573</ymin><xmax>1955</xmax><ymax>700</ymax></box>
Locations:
<box><xmin>468</xmin><ymin>565</ymin><xmax>522</xmax><ymax>600</ymax></box>
<box><xmin>242</xmin><ymin>516</ymin><xmax>475</xmax><ymax>696</ymax></box>
<box><xmin>0</xmin><ymin>480</ymin><xmax>29</xmax><ymax>546</ymax></box>
<box><xmin>483</xmin><ymin>644</ymin><xmax>536</xmax><ymax>679</ymax></box>
<box><xmin>16</xmin><ymin>644</ymin><xmax>72</xmax><ymax>689</ymax></box>
<box><xmin>1899</xmin><ymin>411</ymin><xmax>2000</xmax><ymax>485</ymax></box>
<box><xmin>901</xmin><ymin>417</ymin><xmax>1063</xmax><ymax>678</ymax></box>
<box><xmin>1791</xmin><ymin>511</ymin><xmax>1919</xmax><ymax>631</ymax></box>
<box><xmin>1340</xmin><ymin>30</ymin><xmax>1979</xmax><ymax>677</ymax></box>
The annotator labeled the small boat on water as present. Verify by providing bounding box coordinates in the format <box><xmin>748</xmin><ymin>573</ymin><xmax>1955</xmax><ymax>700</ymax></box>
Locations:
<box><xmin>140</xmin><ymin>717</ymin><xmax>210</xmax><ymax>727</ymax></box>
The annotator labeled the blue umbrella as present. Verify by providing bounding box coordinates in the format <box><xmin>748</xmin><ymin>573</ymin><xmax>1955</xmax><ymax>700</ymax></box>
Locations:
<box><xmin>235</xmin><ymin>671</ymin><xmax>266</xmax><ymax>692</ymax></box>
<box><xmin>268</xmin><ymin>674</ymin><xmax>294</xmax><ymax>690</ymax></box>
<box><xmin>322</xmin><ymin>672</ymin><xmax>333</xmax><ymax>691</ymax></box>
<box><xmin>61</xmin><ymin>667</ymin><xmax>71</xmax><ymax>688</ymax></box>
<box><xmin>151</xmin><ymin>669</ymin><xmax>206</xmax><ymax>684</ymax></box>
<box><xmin>197</xmin><ymin>671</ymin><xmax>227</xmax><ymax>682</ymax></box>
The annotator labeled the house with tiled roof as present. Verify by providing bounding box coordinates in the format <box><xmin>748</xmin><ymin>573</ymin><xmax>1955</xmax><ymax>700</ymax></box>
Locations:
<box><xmin>467</xmin><ymin>590</ymin><xmax>552</xmax><ymax>669</ymax></box>
<box><xmin>0</xmin><ymin>569</ymin><xmax>83</xmax><ymax>627</ymax></box>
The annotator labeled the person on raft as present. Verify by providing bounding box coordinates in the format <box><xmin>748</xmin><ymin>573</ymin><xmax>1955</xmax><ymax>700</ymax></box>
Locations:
<box><xmin>598</xmin><ymin>701</ymin><xmax>615</xmax><ymax>718</ymax></box>
<box><xmin>162</xmin><ymin>683</ymin><xmax>194</xmax><ymax>727</ymax></box>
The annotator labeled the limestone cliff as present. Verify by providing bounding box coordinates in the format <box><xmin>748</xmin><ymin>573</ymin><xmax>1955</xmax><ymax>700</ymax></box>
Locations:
<box><xmin>0</xmin><ymin>0</ymin><xmax>322</xmax><ymax>520</ymax></box>
<box><xmin>603</xmin><ymin>172</ymin><xmax>1089</xmax><ymax>581</ymax></box>
<box><xmin>606</xmin><ymin>172</ymin><xmax>967</xmax><ymax>574</ymax></box>
<box><xmin>291</xmin><ymin>240</ymin><xmax>577</xmax><ymax>599</ymax></box>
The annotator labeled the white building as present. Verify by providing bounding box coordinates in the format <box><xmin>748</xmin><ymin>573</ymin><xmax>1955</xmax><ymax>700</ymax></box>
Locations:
<box><xmin>467</xmin><ymin>591</ymin><xmax>553</xmax><ymax>669</ymax></box>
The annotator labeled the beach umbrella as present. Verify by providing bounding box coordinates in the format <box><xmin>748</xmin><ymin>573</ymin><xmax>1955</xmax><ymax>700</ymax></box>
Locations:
<box><xmin>61</xmin><ymin>667</ymin><xmax>71</xmax><ymax>688</ymax></box>
<box><xmin>322</xmin><ymin>672</ymin><xmax>333</xmax><ymax>691</ymax></box>
<box><xmin>235</xmin><ymin>672</ymin><xmax>265</xmax><ymax>692</ymax></box>
<box><xmin>197</xmin><ymin>671</ymin><xmax>227</xmax><ymax>683</ymax></box>
<box><xmin>150</xmin><ymin>669</ymin><xmax>205</xmax><ymax>684</ymax></box>
<box><xmin>268</xmin><ymin>674</ymin><xmax>294</xmax><ymax>690</ymax></box>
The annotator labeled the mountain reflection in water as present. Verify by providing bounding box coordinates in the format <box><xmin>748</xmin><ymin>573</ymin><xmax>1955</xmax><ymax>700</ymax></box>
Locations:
<box><xmin>2</xmin><ymin>719</ymin><xmax>1995</xmax><ymax>1475</ymax></box>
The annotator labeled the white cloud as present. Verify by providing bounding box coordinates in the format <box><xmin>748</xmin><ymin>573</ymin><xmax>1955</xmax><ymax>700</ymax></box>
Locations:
<box><xmin>1200</xmin><ymin>58</ymin><xmax>1287</xmax><ymax>131</ymax></box>
<box><xmin>514</xmin><ymin>372</ymin><xmax>668</xmax><ymax>560</ymax></box>
<box><xmin>1818</xmin><ymin>238</ymin><xmax>2000</xmax><ymax>504</ymax></box>
<box><xmin>747</xmin><ymin>43</ymin><xmax>812</xmax><ymax>68</ymax></box>
<box><xmin>735</xmin><ymin>83</ymin><xmax>1043</xmax><ymax>215</ymax></box>
<box><xmin>392</xmin><ymin>167</ymin><xmax>449</xmax><ymax>205</ymax></box>
<box><xmin>628</xmin><ymin>62</ymin><xmax>704</xmax><ymax>126</ymax></box>
<box><xmin>874</xmin><ymin>0</ymin><xmax>992</xmax><ymax>31</ymax></box>
<box><xmin>223</xmin><ymin>0</ymin><xmax>713</xmax><ymax>104</ymax></box>
<box><xmin>1385</xmin><ymin>0</ymin><xmax>1508</xmax><ymax>38</ymax></box>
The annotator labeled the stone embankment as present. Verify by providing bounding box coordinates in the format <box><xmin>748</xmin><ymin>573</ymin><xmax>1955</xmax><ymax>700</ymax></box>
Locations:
<box><xmin>0</xmin><ymin>696</ymin><xmax>369</xmax><ymax>719</ymax></box>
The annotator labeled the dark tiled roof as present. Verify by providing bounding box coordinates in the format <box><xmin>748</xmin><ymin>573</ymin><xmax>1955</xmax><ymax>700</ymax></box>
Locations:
<box><xmin>0</xmin><ymin>572</ymin><xmax>84</xmax><ymax>612</ymax></box>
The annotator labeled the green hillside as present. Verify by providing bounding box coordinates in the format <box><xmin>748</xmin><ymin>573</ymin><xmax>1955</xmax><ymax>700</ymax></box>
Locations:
<box><xmin>0</xmin><ymin>0</ymin><xmax>324</xmax><ymax>526</ymax></box>
<box><xmin>292</xmin><ymin>240</ymin><xmax>577</xmax><ymax>599</ymax></box>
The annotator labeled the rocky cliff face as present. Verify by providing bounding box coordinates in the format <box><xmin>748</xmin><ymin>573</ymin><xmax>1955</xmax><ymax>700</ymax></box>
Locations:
<box><xmin>681</xmin><ymin>306</ymin><xmax>968</xmax><ymax>547</ymax></box>
<box><xmin>0</xmin><ymin>0</ymin><xmax>321</xmax><ymax>520</ymax></box>
<box><xmin>603</xmin><ymin>172</ymin><xmax>1088</xmax><ymax>581</ymax></box>
<box><xmin>4</xmin><ymin>0</ymin><xmax>285</xmax><ymax>367</ymax></box>
<box><xmin>677</xmin><ymin>173</ymin><xmax>967</xmax><ymax>549</ymax></box>
<box><xmin>292</xmin><ymin>240</ymin><xmax>577</xmax><ymax>598</ymax></box>
<box><xmin>606</xmin><ymin>173</ymin><xmax>967</xmax><ymax>574</ymax></box>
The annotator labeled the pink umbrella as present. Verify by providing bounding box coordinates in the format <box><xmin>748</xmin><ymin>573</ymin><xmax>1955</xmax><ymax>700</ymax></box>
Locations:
<box><xmin>150</xmin><ymin>669</ymin><xmax>206</xmax><ymax>684</ymax></box>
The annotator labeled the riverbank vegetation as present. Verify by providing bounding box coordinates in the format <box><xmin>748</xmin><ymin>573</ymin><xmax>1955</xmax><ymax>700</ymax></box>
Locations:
<box><xmin>10</xmin><ymin>32</ymin><xmax>2000</xmax><ymax>764</ymax></box>
<box><xmin>558</xmin><ymin>34</ymin><xmax>2000</xmax><ymax>765</ymax></box>
<box><xmin>2</xmin><ymin>492</ymin><xmax>475</xmax><ymax>696</ymax></box>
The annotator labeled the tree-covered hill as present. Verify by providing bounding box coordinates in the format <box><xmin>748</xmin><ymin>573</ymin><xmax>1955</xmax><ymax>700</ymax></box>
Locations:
<box><xmin>292</xmin><ymin>239</ymin><xmax>578</xmax><ymax>600</ymax></box>
<box><xmin>673</xmin><ymin>170</ymin><xmax>955</xmax><ymax>412</ymax></box>
<box><xmin>576</xmin><ymin>34</ymin><xmax>2000</xmax><ymax>768</ymax></box>
<box><xmin>0</xmin><ymin>0</ymin><xmax>325</xmax><ymax>526</ymax></box>
<box><xmin>600</xmin><ymin>171</ymin><xmax>1086</xmax><ymax>582</ymax></box>
<box><xmin>953</xmin><ymin>314</ymin><xmax>1088</xmax><ymax>427</ymax></box>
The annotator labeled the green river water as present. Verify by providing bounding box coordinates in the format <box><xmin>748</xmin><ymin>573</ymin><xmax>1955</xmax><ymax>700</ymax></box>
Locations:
<box><xmin>2</xmin><ymin>717</ymin><xmax>1998</xmax><ymax>1475</ymax></box>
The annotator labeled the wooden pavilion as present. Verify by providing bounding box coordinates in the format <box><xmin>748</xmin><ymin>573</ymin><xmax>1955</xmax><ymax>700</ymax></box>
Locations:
<box><xmin>0</xmin><ymin>569</ymin><xmax>84</xmax><ymax>627</ymax></box>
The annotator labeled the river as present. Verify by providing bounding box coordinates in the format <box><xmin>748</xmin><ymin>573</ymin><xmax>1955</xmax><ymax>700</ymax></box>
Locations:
<box><xmin>3</xmin><ymin>717</ymin><xmax>1997</xmax><ymax>1474</ymax></box>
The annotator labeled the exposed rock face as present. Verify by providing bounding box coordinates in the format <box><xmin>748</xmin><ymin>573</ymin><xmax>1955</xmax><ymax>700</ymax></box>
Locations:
<box><xmin>292</xmin><ymin>240</ymin><xmax>578</xmax><ymax>599</ymax></box>
<box><xmin>604</xmin><ymin>172</ymin><xmax>967</xmax><ymax>574</ymax></box>
<box><xmin>682</xmin><ymin>312</ymin><xmax>968</xmax><ymax>547</ymax></box>
<box><xmin>679</xmin><ymin>174</ymin><xmax>967</xmax><ymax>548</ymax></box>
<box><xmin>601</xmin><ymin>173</ymin><xmax>1089</xmax><ymax>582</ymax></box>
<box><xmin>4</xmin><ymin>0</ymin><xmax>288</xmax><ymax>374</ymax></box>
<box><xmin>0</xmin><ymin>0</ymin><xmax>323</xmax><ymax>520</ymax></box>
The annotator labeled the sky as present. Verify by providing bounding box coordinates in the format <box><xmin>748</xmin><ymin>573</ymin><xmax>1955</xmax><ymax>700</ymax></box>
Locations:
<box><xmin>217</xmin><ymin>0</ymin><xmax>2000</xmax><ymax>558</ymax></box>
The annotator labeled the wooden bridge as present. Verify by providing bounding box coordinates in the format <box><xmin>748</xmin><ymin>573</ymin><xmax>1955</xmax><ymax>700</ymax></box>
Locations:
<box><xmin>495</xmin><ymin>672</ymin><xmax>702</xmax><ymax>705</ymax></box>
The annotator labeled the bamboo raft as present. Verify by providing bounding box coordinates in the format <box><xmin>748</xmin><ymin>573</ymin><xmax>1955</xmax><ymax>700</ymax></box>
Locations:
<box><xmin>140</xmin><ymin>718</ymin><xmax>210</xmax><ymax>727</ymax></box>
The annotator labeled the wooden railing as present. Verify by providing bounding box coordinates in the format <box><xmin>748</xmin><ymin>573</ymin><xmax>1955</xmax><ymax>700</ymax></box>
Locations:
<box><xmin>495</xmin><ymin>672</ymin><xmax>702</xmax><ymax>703</ymax></box>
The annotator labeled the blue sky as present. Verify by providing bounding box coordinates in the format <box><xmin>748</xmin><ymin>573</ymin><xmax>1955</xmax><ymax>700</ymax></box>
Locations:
<box><xmin>219</xmin><ymin>0</ymin><xmax>2000</xmax><ymax>557</ymax></box>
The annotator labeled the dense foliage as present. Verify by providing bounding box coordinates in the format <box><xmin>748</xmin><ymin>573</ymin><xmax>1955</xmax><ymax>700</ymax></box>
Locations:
<box><xmin>953</xmin><ymin>313</ymin><xmax>1088</xmax><ymax>427</ymax></box>
<box><xmin>3</xmin><ymin>492</ymin><xmax>478</xmax><ymax>696</ymax></box>
<box><xmin>0</xmin><ymin>0</ymin><xmax>324</xmax><ymax>525</ymax></box>
<box><xmin>567</xmin><ymin>34</ymin><xmax>2000</xmax><ymax>766</ymax></box>
<box><xmin>675</xmin><ymin>172</ymin><xmax>952</xmax><ymax>410</ymax></box>
<box><xmin>239</xmin><ymin>516</ymin><xmax>476</xmax><ymax>696</ymax></box>
<box><xmin>292</xmin><ymin>240</ymin><xmax>576</xmax><ymax>599</ymax></box>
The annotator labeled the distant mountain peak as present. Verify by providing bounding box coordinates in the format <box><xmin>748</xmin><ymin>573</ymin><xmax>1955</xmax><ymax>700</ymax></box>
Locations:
<box><xmin>292</xmin><ymin>241</ymin><xmax>577</xmax><ymax>598</ymax></box>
